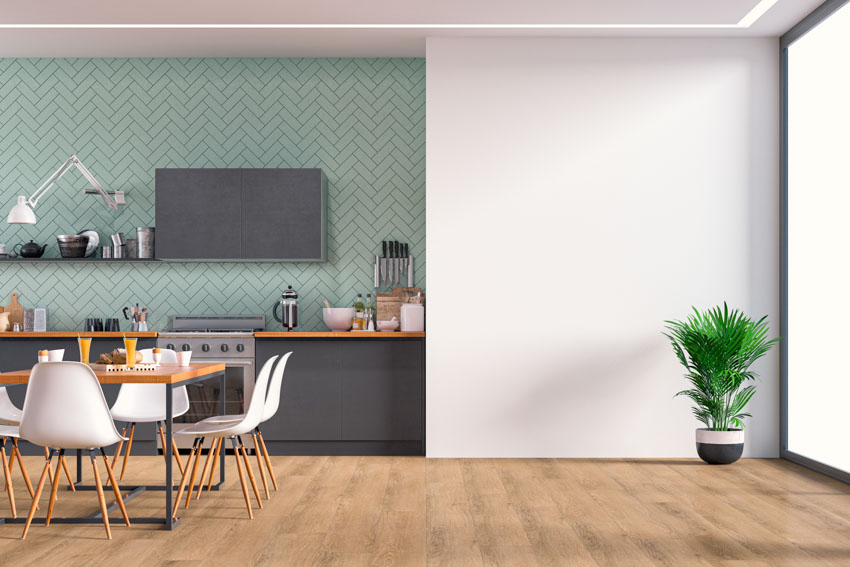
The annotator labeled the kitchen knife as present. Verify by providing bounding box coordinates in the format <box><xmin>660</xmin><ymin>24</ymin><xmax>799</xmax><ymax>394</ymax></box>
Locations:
<box><xmin>402</xmin><ymin>243</ymin><xmax>409</xmax><ymax>278</ymax></box>
<box><xmin>394</xmin><ymin>241</ymin><xmax>400</xmax><ymax>284</ymax></box>
<box><xmin>387</xmin><ymin>240</ymin><xmax>394</xmax><ymax>287</ymax></box>
<box><xmin>374</xmin><ymin>254</ymin><xmax>379</xmax><ymax>288</ymax></box>
<box><xmin>381</xmin><ymin>241</ymin><xmax>387</xmax><ymax>286</ymax></box>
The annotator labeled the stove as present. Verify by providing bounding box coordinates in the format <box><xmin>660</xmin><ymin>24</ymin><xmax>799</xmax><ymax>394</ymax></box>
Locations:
<box><xmin>157</xmin><ymin>315</ymin><xmax>264</xmax><ymax>428</ymax></box>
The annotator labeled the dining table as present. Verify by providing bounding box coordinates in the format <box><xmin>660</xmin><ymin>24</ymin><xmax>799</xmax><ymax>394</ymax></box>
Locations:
<box><xmin>0</xmin><ymin>361</ymin><xmax>226</xmax><ymax>530</ymax></box>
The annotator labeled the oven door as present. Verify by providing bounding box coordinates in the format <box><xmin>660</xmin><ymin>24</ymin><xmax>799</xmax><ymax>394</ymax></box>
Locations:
<box><xmin>178</xmin><ymin>357</ymin><xmax>255</xmax><ymax>425</ymax></box>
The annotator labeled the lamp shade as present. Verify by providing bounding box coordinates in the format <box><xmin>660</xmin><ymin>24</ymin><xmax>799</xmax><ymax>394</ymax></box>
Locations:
<box><xmin>7</xmin><ymin>196</ymin><xmax>36</xmax><ymax>224</ymax></box>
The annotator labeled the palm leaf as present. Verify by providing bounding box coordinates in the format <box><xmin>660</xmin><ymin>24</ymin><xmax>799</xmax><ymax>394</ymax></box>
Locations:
<box><xmin>664</xmin><ymin>302</ymin><xmax>779</xmax><ymax>431</ymax></box>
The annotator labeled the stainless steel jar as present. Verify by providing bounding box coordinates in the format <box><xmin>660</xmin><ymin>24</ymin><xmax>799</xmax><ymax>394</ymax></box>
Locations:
<box><xmin>137</xmin><ymin>227</ymin><xmax>155</xmax><ymax>258</ymax></box>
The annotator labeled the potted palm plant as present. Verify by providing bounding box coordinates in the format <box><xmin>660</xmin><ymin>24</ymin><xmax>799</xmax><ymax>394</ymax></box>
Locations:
<box><xmin>664</xmin><ymin>303</ymin><xmax>778</xmax><ymax>464</ymax></box>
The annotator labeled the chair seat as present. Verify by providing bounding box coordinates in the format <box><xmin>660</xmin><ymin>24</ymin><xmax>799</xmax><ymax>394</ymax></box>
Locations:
<box><xmin>175</xmin><ymin>419</ymin><xmax>255</xmax><ymax>438</ymax></box>
<box><xmin>0</xmin><ymin>412</ymin><xmax>21</xmax><ymax>426</ymax></box>
<box><xmin>0</xmin><ymin>424</ymin><xmax>20</xmax><ymax>438</ymax></box>
<box><xmin>200</xmin><ymin>413</ymin><xmax>245</xmax><ymax>425</ymax></box>
<box><xmin>111</xmin><ymin>406</ymin><xmax>189</xmax><ymax>423</ymax></box>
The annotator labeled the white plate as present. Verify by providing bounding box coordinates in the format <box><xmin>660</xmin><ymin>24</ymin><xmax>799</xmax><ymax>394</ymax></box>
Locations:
<box><xmin>77</xmin><ymin>229</ymin><xmax>99</xmax><ymax>257</ymax></box>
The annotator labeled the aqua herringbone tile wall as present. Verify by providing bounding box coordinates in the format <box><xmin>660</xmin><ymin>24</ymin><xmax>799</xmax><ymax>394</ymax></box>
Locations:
<box><xmin>0</xmin><ymin>59</ymin><xmax>425</xmax><ymax>331</ymax></box>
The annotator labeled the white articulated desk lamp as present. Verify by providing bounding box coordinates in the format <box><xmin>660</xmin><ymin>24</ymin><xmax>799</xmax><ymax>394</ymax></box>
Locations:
<box><xmin>7</xmin><ymin>155</ymin><xmax>125</xmax><ymax>225</ymax></box>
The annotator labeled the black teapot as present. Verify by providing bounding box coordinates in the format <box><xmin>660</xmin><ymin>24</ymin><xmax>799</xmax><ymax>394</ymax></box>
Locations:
<box><xmin>14</xmin><ymin>240</ymin><xmax>47</xmax><ymax>258</ymax></box>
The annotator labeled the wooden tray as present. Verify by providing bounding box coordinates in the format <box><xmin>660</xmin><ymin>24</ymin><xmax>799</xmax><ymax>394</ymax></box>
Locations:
<box><xmin>89</xmin><ymin>363</ymin><xmax>158</xmax><ymax>372</ymax></box>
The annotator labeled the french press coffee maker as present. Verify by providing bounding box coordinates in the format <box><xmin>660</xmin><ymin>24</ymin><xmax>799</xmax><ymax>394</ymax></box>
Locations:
<box><xmin>272</xmin><ymin>285</ymin><xmax>298</xmax><ymax>331</ymax></box>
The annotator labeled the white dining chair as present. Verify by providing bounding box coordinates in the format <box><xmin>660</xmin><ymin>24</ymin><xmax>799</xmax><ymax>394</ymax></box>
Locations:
<box><xmin>171</xmin><ymin>355</ymin><xmax>278</xmax><ymax>520</ymax></box>
<box><xmin>1</xmin><ymin>385</ymin><xmax>74</xmax><ymax>496</ymax></box>
<box><xmin>19</xmin><ymin>362</ymin><xmax>130</xmax><ymax>539</ymax></box>
<box><xmin>201</xmin><ymin>352</ymin><xmax>293</xmax><ymax>498</ymax></box>
<box><xmin>110</xmin><ymin>348</ymin><xmax>188</xmax><ymax>480</ymax></box>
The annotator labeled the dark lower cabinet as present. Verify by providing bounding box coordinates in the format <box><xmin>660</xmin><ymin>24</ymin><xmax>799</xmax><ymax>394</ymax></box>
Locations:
<box><xmin>0</xmin><ymin>337</ymin><xmax>157</xmax><ymax>455</ymax></box>
<box><xmin>255</xmin><ymin>338</ymin><xmax>424</xmax><ymax>455</ymax></box>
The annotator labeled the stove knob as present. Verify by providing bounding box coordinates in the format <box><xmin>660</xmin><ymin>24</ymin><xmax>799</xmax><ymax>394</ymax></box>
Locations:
<box><xmin>166</xmin><ymin>344</ymin><xmax>175</xmax><ymax>351</ymax></box>
<box><xmin>236</xmin><ymin>344</ymin><xmax>245</xmax><ymax>353</ymax></box>
<box><xmin>220</xmin><ymin>344</ymin><xmax>229</xmax><ymax>352</ymax></box>
<box><xmin>182</xmin><ymin>344</ymin><xmax>191</xmax><ymax>352</ymax></box>
<box><xmin>202</xmin><ymin>344</ymin><xmax>210</xmax><ymax>352</ymax></box>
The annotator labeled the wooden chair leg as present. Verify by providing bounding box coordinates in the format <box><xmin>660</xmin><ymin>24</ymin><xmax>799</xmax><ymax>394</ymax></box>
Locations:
<box><xmin>60</xmin><ymin>454</ymin><xmax>76</xmax><ymax>492</ymax></box>
<box><xmin>238</xmin><ymin>436</ymin><xmax>262</xmax><ymax>509</ymax></box>
<box><xmin>173</xmin><ymin>439</ymin><xmax>197</xmax><ymax>518</ymax></box>
<box><xmin>120</xmin><ymin>423</ymin><xmax>135</xmax><ymax>481</ymax></box>
<box><xmin>206</xmin><ymin>437</ymin><xmax>223</xmax><ymax>491</ymax></box>
<box><xmin>195</xmin><ymin>438</ymin><xmax>216</xmax><ymax>500</ymax></box>
<box><xmin>184</xmin><ymin>438</ymin><xmax>204</xmax><ymax>509</ymax></box>
<box><xmin>45</xmin><ymin>449</ymin><xmax>64</xmax><ymax>526</ymax></box>
<box><xmin>170</xmin><ymin>434</ymin><xmax>185</xmax><ymax>476</ymax></box>
<box><xmin>113</xmin><ymin>425</ymin><xmax>127</xmax><ymax>466</ymax></box>
<box><xmin>252</xmin><ymin>433</ymin><xmax>270</xmax><ymax>500</ymax></box>
<box><xmin>231</xmin><ymin>437</ymin><xmax>253</xmax><ymax>519</ymax></box>
<box><xmin>100</xmin><ymin>448</ymin><xmax>130</xmax><ymax>526</ymax></box>
<box><xmin>157</xmin><ymin>424</ymin><xmax>167</xmax><ymax>467</ymax></box>
<box><xmin>11</xmin><ymin>439</ymin><xmax>35</xmax><ymax>500</ymax></box>
<box><xmin>90</xmin><ymin>451</ymin><xmax>112</xmax><ymax>539</ymax></box>
<box><xmin>1</xmin><ymin>438</ymin><xmax>16</xmax><ymax>518</ymax></box>
<box><xmin>44</xmin><ymin>447</ymin><xmax>56</xmax><ymax>495</ymax></box>
<box><xmin>7</xmin><ymin>439</ymin><xmax>15</xmax><ymax>476</ymax></box>
<box><xmin>257</xmin><ymin>430</ymin><xmax>278</xmax><ymax>491</ymax></box>
<box><xmin>21</xmin><ymin>450</ymin><xmax>53</xmax><ymax>540</ymax></box>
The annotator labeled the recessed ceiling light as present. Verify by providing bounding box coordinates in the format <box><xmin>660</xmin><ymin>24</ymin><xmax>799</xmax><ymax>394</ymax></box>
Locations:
<box><xmin>0</xmin><ymin>0</ymin><xmax>779</xmax><ymax>30</ymax></box>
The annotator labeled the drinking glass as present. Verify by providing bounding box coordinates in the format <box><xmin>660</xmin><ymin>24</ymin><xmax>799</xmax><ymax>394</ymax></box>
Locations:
<box><xmin>124</xmin><ymin>337</ymin><xmax>138</xmax><ymax>368</ymax></box>
<box><xmin>78</xmin><ymin>337</ymin><xmax>92</xmax><ymax>365</ymax></box>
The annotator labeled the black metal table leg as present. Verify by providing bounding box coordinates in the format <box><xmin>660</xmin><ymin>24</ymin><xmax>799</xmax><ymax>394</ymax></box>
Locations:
<box><xmin>165</xmin><ymin>382</ymin><xmax>173</xmax><ymax>530</ymax></box>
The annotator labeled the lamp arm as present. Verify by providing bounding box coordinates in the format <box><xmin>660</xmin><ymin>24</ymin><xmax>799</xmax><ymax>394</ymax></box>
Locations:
<box><xmin>72</xmin><ymin>157</ymin><xmax>119</xmax><ymax>211</ymax></box>
<box><xmin>27</xmin><ymin>155</ymin><xmax>119</xmax><ymax>212</ymax></box>
<box><xmin>27</xmin><ymin>156</ymin><xmax>77</xmax><ymax>208</ymax></box>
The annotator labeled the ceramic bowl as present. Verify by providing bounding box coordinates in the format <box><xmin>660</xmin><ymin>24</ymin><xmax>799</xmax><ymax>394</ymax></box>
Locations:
<box><xmin>323</xmin><ymin>308</ymin><xmax>356</xmax><ymax>331</ymax></box>
<box><xmin>377</xmin><ymin>320</ymin><xmax>399</xmax><ymax>332</ymax></box>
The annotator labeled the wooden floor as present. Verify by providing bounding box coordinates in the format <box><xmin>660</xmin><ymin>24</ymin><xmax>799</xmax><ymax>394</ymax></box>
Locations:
<box><xmin>0</xmin><ymin>456</ymin><xmax>848</xmax><ymax>566</ymax></box>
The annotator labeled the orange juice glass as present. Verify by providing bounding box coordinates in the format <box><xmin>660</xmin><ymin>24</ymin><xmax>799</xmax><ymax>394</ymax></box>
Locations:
<box><xmin>124</xmin><ymin>337</ymin><xmax>138</xmax><ymax>368</ymax></box>
<box><xmin>78</xmin><ymin>337</ymin><xmax>92</xmax><ymax>365</ymax></box>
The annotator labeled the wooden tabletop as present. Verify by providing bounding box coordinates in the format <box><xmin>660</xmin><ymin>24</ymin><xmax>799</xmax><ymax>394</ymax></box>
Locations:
<box><xmin>0</xmin><ymin>362</ymin><xmax>225</xmax><ymax>385</ymax></box>
<box><xmin>255</xmin><ymin>331</ymin><xmax>425</xmax><ymax>338</ymax></box>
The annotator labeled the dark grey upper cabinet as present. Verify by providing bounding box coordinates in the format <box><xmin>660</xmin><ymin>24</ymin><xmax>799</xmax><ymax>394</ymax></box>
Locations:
<box><xmin>155</xmin><ymin>168</ymin><xmax>327</xmax><ymax>261</ymax></box>
<box><xmin>241</xmin><ymin>169</ymin><xmax>327</xmax><ymax>260</ymax></box>
<box><xmin>155</xmin><ymin>169</ymin><xmax>243</xmax><ymax>259</ymax></box>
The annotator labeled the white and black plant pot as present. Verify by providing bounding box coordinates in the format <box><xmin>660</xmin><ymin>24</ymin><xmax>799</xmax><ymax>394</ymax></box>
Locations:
<box><xmin>695</xmin><ymin>428</ymin><xmax>744</xmax><ymax>465</ymax></box>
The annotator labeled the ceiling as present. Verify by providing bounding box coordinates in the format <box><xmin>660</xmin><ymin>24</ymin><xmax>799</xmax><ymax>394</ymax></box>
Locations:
<box><xmin>0</xmin><ymin>0</ymin><xmax>825</xmax><ymax>57</ymax></box>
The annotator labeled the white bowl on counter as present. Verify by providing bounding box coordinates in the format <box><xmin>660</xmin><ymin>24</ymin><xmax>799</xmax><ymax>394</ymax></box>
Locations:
<box><xmin>323</xmin><ymin>308</ymin><xmax>356</xmax><ymax>331</ymax></box>
<box><xmin>377</xmin><ymin>319</ymin><xmax>399</xmax><ymax>332</ymax></box>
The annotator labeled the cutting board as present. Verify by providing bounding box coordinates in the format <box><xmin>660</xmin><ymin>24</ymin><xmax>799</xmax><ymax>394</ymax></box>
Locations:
<box><xmin>4</xmin><ymin>293</ymin><xmax>24</xmax><ymax>329</ymax></box>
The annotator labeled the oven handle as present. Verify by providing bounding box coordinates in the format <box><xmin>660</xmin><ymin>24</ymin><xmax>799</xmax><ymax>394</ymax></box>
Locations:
<box><xmin>201</xmin><ymin>359</ymin><xmax>254</xmax><ymax>367</ymax></box>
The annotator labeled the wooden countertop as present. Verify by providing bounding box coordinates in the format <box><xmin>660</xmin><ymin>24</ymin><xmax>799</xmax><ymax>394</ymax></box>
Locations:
<box><xmin>0</xmin><ymin>332</ymin><xmax>158</xmax><ymax>338</ymax></box>
<box><xmin>255</xmin><ymin>331</ymin><xmax>425</xmax><ymax>338</ymax></box>
<box><xmin>0</xmin><ymin>331</ymin><xmax>423</xmax><ymax>339</ymax></box>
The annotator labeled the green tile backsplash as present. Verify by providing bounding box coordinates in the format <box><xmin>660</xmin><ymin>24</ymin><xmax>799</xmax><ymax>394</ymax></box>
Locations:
<box><xmin>0</xmin><ymin>58</ymin><xmax>425</xmax><ymax>331</ymax></box>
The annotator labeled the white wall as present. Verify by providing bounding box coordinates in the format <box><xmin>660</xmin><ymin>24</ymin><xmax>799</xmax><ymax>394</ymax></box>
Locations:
<box><xmin>426</xmin><ymin>38</ymin><xmax>779</xmax><ymax>457</ymax></box>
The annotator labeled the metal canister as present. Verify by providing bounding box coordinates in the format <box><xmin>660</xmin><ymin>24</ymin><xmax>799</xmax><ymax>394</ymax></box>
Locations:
<box><xmin>102</xmin><ymin>246</ymin><xmax>113</xmax><ymax>259</ymax></box>
<box><xmin>137</xmin><ymin>227</ymin><xmax>155</xmax><ymax>258</ymax></box>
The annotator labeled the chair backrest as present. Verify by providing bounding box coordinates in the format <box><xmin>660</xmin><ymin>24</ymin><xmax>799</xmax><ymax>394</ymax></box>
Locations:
<box><xmin>262</xmin><ymin>352</ymin><xmax>293</xmax><ymax>422</ymax></box>
<box><xmin>110</xmin><ymin>349</ymin><xmax>189</xmax><ymax>420</ymax></box>
<box><xmin>20</xmin><ymin>362</ymin><xmax>123</xmax><ymax>449</ymax></box>
<box><xmin>0</xmin><ymin>386</ymin><xmax>22</xmax><ymax>424</ymax></box>
<box><xmin>241</xmin><ymin>355</ymin><xmax>278</xmax><ymax>431</ymax></box>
